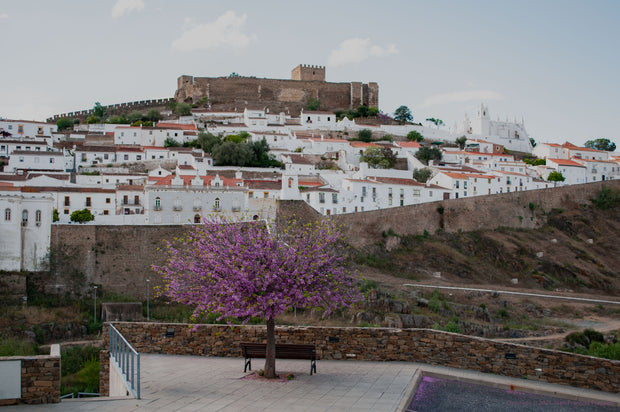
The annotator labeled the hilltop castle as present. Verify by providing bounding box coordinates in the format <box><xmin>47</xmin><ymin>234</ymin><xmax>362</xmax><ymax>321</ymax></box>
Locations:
<box><xmin>174</xmin><ymin>64</ymin><xmax>378</xmax><ymax>114</ymax></box>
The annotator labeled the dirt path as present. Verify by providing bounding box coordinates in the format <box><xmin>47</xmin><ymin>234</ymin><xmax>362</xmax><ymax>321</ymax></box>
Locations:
<box><xmin>496</xmin><ymin>316</ymin><xmax>620</xmax><ymax>343</ymax></box>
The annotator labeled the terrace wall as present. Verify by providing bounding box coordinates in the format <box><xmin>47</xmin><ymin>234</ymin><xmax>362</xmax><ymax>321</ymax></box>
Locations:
<box><xmin>101</xmin><ymin>323</ymin><xmax>619</xmax><ymax>394</ymax></box>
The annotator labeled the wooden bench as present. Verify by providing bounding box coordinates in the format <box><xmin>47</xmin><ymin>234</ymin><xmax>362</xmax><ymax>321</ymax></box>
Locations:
<box><xmin>240</xmin><ymin>342</ymin><xmax>317</xmax><ymax>375</ymax></box>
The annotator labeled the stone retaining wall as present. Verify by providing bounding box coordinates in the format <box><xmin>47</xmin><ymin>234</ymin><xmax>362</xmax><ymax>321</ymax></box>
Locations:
<box><xmin>102</xmin><ymin>323</ymin><xmax>619</xmax><ymax>394</ymax></box>
<box><xmin>0</xmin><ymin>347</ymin><xmax>60</xmax><ymax>405</ymax></box>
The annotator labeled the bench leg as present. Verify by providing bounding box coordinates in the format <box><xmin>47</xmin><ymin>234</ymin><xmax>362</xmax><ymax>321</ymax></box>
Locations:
<box><xmin>244</xmin><ymin>358</ymin><xmax>251</xmax><ymax>373</ymax></box>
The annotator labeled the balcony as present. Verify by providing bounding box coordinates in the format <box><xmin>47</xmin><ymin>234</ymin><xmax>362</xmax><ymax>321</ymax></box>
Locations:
<box><xmin>153</xmin><ymin>205</ymin><xmax>162</xmax><ymax>211</ymax></box>
<box><xmin>212</xmin><ymin>206</ymin><xmax>222</xmax><ymax>212</ymax></box>
<box><xmin>193</xmin><ymin>205</ymin><xmax>202</xmax><ymax>212</ymax></box>
<box><xmin>173</xmin><ymin>205</ymin><xmax>182</xmax><ymax>211</ymax></box>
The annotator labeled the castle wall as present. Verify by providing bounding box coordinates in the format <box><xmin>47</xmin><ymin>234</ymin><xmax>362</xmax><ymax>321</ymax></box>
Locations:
<box><xmin>175</xmin><ymin>76</ymin><xmax>378</xmax><ymax>114</ymax></box>
<box><xmin>45</xmin><ymin>181</ymin><xmax>619</xmax><ymax>300</ymax></box>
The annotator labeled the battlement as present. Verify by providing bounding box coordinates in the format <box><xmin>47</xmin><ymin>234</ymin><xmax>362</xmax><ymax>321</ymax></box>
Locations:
<box><xmin>291</xmin><ymin>64</ymin><xmax>325</xmax><ymax>81</ymax></box>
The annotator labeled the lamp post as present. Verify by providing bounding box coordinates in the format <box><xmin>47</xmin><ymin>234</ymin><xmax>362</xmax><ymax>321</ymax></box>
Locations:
<box><xmin>93</xmin><ymin>286</ymin><xmax>98</xmax><ymax>321</ymax></box>
<box><xmin>146</xmin><ymin>279</ymin><xmax>150</xmax><ymax>321</ymax></box>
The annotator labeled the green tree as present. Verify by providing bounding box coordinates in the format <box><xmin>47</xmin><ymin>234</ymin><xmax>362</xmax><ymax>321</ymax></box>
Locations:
<box><xmin>196</xmin><ymin>132</ymin><xmax>221</xmax><ymax>153</ymax></box>
<box><xmin>56</xmin><ymin>117</ymin><xmax>73</xmax><ymax>132</ymax></box>
<box><xmin>407</xmin><ymin>130</ymin><xmax>424</xmax><ymax>142</ymax></box>
<box><xmin>70</xmin><ymin>209</ymin><xmax>94</xmax><ymax>223</ymax></box>
<box><xmin>127</xmin><ymin>111</ymin><xmax>144</xmax><ymax>124</ymax></box>
<box><xmin>584</xmin><ymin>138</ymin><xmax>616</xmax><ymax>152</ymax></box>
<box><xmin>164</xmin><ymin>137</ymin><xmax>180</xmax><ymax>147</ymax></box>
<box><xmin>360</xmin><ymin>146</ymin><xmax>396</xmax><ymax>169</ymax></box>
<box><xmin>212</xmin><ymin>141</ymin><xmax>254</xmax><ymax>166</ymax></box>
<box><xmin>92</xmin><ymin>102</ymin><xmax>106</xmax><ymax>119</ymax></box>
<box><xmin>306</xmin><ymin>98</ymin><xmax>320</xmax><ymax>111</ymax></box>
<box><xmin>547</xmin><ymin>171</ymin><xmax>565</xmax><ymax>182</ymax></box>
<box><xmin>146</xmin><ymin>109</ymin><xmax>161</xmax><ymax>122</ymax></box>
<box><xmin>108</xmin><ymin>115</ymin><xmax>129</xmax><ymax>124</ymax></box>
<box><xmin>532</xmin><ymin>158</ymin><xmax>546</xmax><ymax>166</ymax></box>
<box><xmin>455</xmin><ymin>136</ymin><xmax>467</xmax><ymax>149</ymax></box>
<box><xmin>174</xmin><ymin>102</ymin><xmax>192</xmax><ymax>116</ymax></box>
<box><xmin>412</xmin><ymin>168</ymin><xmax>433</xmax><ymax>183</ymax></box>
<box><xmin>394</xmin><ymin>105</ymin><xmax>413</xmax><ymax>124</ymax></box>
<box><xmin>358</xmin><ymin>129</ymin><xmax>373</xmax><ymax>142</ymax></box>
<box><xmin>415</xmin><ymin>146</ymin><xmax>442</xmax><ymax>165</ymax></box>
<box><xmin>86</xmin><ymin>115</ymin><xmax>99</xmax><ymax>124</ymax></box>
<box><xmin>426</xmin><ymin>118</ymin><xmax>444</xmax><ymax>128</ymax></box>
<box><xmin>53</xmin><ymin>209</ymin><xmax>59</xmax><ymax>222</ymax></box>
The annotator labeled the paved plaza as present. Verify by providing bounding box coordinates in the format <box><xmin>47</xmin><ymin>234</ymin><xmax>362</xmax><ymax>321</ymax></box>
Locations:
<box><xmin>4</xmin><ymin>354</ymin><xmax>619</xmax><ymax>411</ymax></box>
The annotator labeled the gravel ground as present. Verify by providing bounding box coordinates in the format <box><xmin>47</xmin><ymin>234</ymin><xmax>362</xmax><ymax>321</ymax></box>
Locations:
<box><xmin>408</xmin><ymin>376</ymin><xmax>620</xmax><ymax>412</ymax></box>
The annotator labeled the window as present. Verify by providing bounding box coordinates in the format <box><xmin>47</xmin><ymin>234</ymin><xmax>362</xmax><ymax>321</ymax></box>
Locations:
<box><xmin>123</xmin><ymin>195</ymin><xmax>129</xmax><ymax>204</ymax></box>
<box><xmin>137</xmin><ymin>155</ymin><xmax>142</xmax><ymax>161</ymax></box>
<box><xmin>154</xmin><ymin>197</ymin><xmax>161</xmax><ymax>210</ymax></box>
<box><xmin>4</xmin><ymin>208</ymin><xmax>10</xmax><ymax>221</ymax></box>
<box><xmin>86</xmin><ymin>197</ymin><xmax>92</xmax><ymax>207</ymax></box>
<box><xmin>319</xmin><ymin>193</ymin><xmax>325</xmax><ymax>203</ymax></box>
<box><xmin>106</xmin><ymin>198</ymin><xmax>111</xmax><ymax>204</ymax></box>
<box><xmin>19</xmin><ymin>156</ymin><xmax>24</xmax><ymax>162</ymax></box>
<box><xmin>22</xmin><ymin>210</ymin><xmax>28</xmax><ymax>226</ymax></box>
<box><xmin>214</xmin><ymin>198</ymin><xmax>221</xmax><ymax>211</ymax></box>
<box><xmin>103</xmin><ymin>210</ymin><xmax>109</xmax><ymax>215</ymax></box>
<box><xmin>35</xmin><ymin>210</ymin><xmax>41</xmax><ymax>224</ymax></box>
<box><xmin>64</xmin><ymin>209</ymin><xmax>69</xmax><ymax>214</ymax></box>
<box><xmin>104</xmin><ymin>154</ymin><xmax>109</xmax><ymax>160</ymax></box>
<box><xmin>64</xmin><ymin>196</ymin><xmax>70</xmax><ymax>206</ymax></box>
<box><xmin>249</xmin><ymin>191</ymin><xmax>254</xmax><ymax>199</ymax></box>
<box><xmin>124</xmin><ymin>154</ymin><xmax>129</xmax><ymax>160</ymax></box>
<box><xmin>332</xmin><ymin>193</ymin><xmax>338</xmax><ymax>204</ymax></box>
<box><xmin>18</xmin><ymin>125</ymin><xmax>23</xmax><ymax>134</ymax></box>
<box><xmin>134</xmin><ymin>195</ymin><xmax>139</xmax><ymax>205</ymax></box>
<box><xmin>50</xmin><ymin>158</ymin><xmax>54</xmax><ymax>164</ymax></box>
<box><xmin>263</xmin><ymin>192</ymin><xmax>268</xmax><ymax>199</ymax></box>
<box><xmin>194</xmin><ymin>214</ymin><xmax>201</xmax><ymax>223</ymax></box>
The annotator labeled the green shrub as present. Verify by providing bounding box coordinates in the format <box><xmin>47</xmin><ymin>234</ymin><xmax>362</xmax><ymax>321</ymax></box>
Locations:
<box><xmin>0</xmin><ymin>338</ymin><xmax>38</xmax><ymax>356</ymax></box>
<box><xmin>591</xmin><ymin>186</ymin><xmax>620</xmax><ymax>210</ymax></box>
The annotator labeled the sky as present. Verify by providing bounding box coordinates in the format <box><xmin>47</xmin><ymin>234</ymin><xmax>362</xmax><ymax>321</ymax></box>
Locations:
<box><xmin>0</xmin><ymin>0</ymin><xmax>618</xmax><ymax>147</ymax></box>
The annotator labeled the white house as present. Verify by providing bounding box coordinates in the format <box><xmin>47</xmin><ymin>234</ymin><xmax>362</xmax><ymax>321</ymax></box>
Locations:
<box><xmin>0</xmin><ymin>138</ymin><xmax>50</xmax><ymax>157</ymax></box>
<box><xmin>74</xmin><ymin>145</ymin><xmax>116</xmax><ymax>168</ymax></box>
<box><xmin>572</xmin><ymin>158</ymin><xmax>618</xmax><ymax>182</ymax></box>
<box><xmin>299</xmin><ymin>110</ymin><xmax>337</xmax><ymax>128</ymax></box>
<box><xmin>0</xmin><ymin>119</ymin><xmax>57</xmax><ymax>138</ymax></box>
<box><xmin>7</xmin><ymin>150</ymin><xmax>69</xmax><ymax>173</ymax></box>
<box><xmin>532</xmin><ymin>143</ymin><xmax>570</xmax><ymax>160</ymax></box>
<box><xmin>544</xmin><ymin>158</ymin><xmax>586</xmax><ymax>185</ymax></box>
<box><xmin>0</xmin><ymin>186</ymin><xmax>53</xmax><ymax>271</ymax></box>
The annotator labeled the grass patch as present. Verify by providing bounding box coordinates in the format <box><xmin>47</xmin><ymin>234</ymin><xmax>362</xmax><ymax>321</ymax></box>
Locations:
<box><xmin>0</xmin><ymin>337</ymin><xmax>39</xmax><ymax>356</ymax></box>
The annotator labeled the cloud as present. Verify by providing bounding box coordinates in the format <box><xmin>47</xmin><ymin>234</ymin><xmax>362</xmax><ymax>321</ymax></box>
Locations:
<box><xmin>111</xmin><ymin>0</ymin><xmax>145</xmax><ymax>18</ymax></box>
<box><xmin>417</xmin><ymin>90</ymin><xmax>501</xmax><ymax>108</ymax></box>
<box><xmin>172</xmin><ymin>11</ymin><xmax>256</xmax><ymax>52</ymax></box>
<box><xmin>328</xmin><ymin>37</ymin><xmax>398</xmax><ymax>66</ymax></box>
<box><xmin>0</xmin><ymin>13</ymin><xmax>8</xmax><ymax>19</ymax></box>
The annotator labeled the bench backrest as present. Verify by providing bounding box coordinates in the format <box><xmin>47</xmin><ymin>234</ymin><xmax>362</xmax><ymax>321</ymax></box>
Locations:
<box><xmin>241</xmin><ymin>343</ymin><xmax>315</xmax><ymax>360</ymax></box>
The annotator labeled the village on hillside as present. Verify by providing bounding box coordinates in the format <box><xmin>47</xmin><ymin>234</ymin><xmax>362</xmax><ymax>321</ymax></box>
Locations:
<box><xmin>1</xmin><ymin>67</ymin><xmax>618</xmax><ymax>272</ymax></box>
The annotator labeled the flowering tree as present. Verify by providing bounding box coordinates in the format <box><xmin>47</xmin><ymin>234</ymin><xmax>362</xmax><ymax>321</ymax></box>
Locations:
<box><xmin>154</xmin><ymin>218</ymin><xmax>361</xmax><ymax>378</ymax></box>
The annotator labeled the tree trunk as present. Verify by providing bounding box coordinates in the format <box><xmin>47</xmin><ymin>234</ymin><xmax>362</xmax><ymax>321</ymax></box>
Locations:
<box><xmin>264</xmin><ymin>317</ymin><xmax>277</xmax><ymax>378</ymax></box>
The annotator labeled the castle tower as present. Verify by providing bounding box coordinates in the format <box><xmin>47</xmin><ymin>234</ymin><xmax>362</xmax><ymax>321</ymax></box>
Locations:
<box><xmin>291</xmin><ymin>64</ymin><xmax>325</xmax><ymax>81</ymax></box>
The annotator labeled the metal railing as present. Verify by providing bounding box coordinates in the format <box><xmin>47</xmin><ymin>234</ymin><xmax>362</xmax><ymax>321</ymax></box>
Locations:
<box><xmin>109</xmin><ymin>323</ymin><xmax>140</xmax><ymax>399</ymax></box>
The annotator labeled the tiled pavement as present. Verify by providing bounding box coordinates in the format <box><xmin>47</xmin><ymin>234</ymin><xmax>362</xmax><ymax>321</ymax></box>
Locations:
<box><xmin>4</xmin><ymin>355</ymin><xmax>618</xmax><ymax>411</ymax></box>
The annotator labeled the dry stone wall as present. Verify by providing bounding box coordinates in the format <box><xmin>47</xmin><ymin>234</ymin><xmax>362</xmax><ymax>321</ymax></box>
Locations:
<box><xmin>102</xmin><ymin>322</ymin><xmax>620</xmax><ymax>393</ymax></box>
<box><xmin>0</xmin><ymin>354</ymin><xmax>60</xmax><ymax>405</ymax></box>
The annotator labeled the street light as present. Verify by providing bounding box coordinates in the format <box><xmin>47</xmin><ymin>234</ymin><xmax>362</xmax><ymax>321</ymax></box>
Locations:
<box><xmin>93</xmin><ymin>286</ymin><xmax>98</xmax><ymax>321</ymax></box>
<box><xmin>146</xmin><ymin>279</ymin><xmax>150</xmax><ymax>321</ymax></box>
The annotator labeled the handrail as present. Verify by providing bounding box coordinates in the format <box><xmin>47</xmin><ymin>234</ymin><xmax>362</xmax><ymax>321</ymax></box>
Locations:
<box><xmin>109</xmin><ymin>323</ymin><xmax>140</xmax><ymax>399</ymax></box>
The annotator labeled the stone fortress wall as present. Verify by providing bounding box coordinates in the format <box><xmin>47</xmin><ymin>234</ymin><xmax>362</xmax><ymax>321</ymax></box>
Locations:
<box><xmin>45</xmin><ymin>180</ymin><xmax>619</xmax><ymax>299</ymax></box>
<box><xmin>174</xmin><ymin>64</ymin><xmax>379</xmax><ymax>115</ymax></box>
<box><xmin>46</xmin><ymin>98</ymin><xmax>174</xmax><ymax>123</ymax></box>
